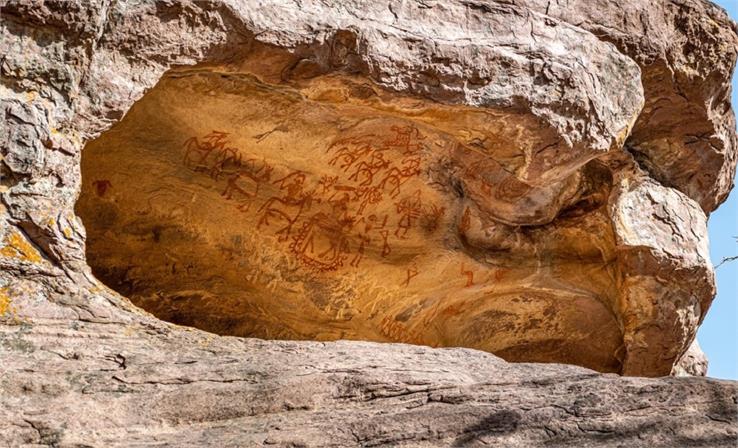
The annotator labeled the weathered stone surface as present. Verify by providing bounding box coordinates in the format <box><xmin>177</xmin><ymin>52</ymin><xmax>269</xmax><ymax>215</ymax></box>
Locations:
<box><xmin>607</xmin><ymin>159</ymin><xmax>715</xmax><ymax>376</ymax></box>
<box><xmin>516</xmin><ymin>0</ymin><xmax>738</xmax><ymax>212</ymax></box>
<box><xmin>0</xmin><ymin>0</ymin><xmax>737</xmax><ymax>445</ymax></box>
<box><xmin>1</xmin><ymin>314</ymin><xmax>736</xmax><ymax>447</ymax></box>
<box><xmin>673</xmin><ymin>339</ymin><xmax>709</xmax><ymax>377</ymax></box>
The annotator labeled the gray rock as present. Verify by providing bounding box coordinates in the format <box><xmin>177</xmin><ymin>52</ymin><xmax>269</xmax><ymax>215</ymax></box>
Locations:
<box><xmin>0</xmin><ymin>320</ymin><xmax>736</xmax><ymax>447</ymax></box>
<box><xmin>673</xmin><ymin>339</ymin><xmax>709</xmax><ymax>377</ymax></box>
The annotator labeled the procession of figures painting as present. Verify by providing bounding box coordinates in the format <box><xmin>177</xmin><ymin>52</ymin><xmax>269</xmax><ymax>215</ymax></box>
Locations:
<box><xmin>182</xmin><ymin>125</ymin><xmax>446</xmax><ymax>275</ymax></box>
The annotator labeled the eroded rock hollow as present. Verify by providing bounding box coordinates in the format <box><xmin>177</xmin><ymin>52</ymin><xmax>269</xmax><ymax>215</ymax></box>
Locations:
<box><xmin>2</xmin><ymin>0</ymin><xmax>737</xmax><ymax>445</ymax></box>
<box><xmin>78</xmin><ymin>67</ymin><xmax>632</xmax><ymax>373</ymax></box>
<box><xmin>75</xmin><ymin>23</ymin><xmax>721</xmax><ymax>377</ymax></box>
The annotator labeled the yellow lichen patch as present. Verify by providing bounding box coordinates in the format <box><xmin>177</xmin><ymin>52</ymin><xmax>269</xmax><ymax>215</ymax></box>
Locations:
<box><xmin>0</xmin><ymin>288</ymin><xmax>13</xmax><ymax>317</ymax></box>
<box><xmin>0</xmin><ymin>231</ymin><xmax>43</xmax><ymax>263</ymax></box>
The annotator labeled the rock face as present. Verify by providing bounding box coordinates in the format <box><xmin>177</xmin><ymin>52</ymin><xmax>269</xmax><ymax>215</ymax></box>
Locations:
<box><xmin>0</xmin><ymin>0</ymin><xmax>737</xmax><ymax>446</ymax></box>
<box><xmin>673</xmin><ymin>340</ymin><xmax>709</xmax><ymax>377</ymax></box>
<box><xmin>515</xmin><ymin>0</ymin><xmax>738</xmax><ymax>212</ymax></box>
<box><xmin>1</xmin><ymin>325</ymin><xmax>737</xmax><ymax>447</ymax></box>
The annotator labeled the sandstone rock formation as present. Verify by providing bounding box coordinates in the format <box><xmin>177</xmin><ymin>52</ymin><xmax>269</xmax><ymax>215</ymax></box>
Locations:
<box><xmin>673</xmin><ymin>339</ymin><xmax>709</xmax><ymax>377</ymax></box>
<box><xmin>1</xmin><ymin>0</ymin><xmax>737</xmax><ymax>446</ymax></box>
<box><xmin>2</xmin><ymin>329</ymin><xmax>737</xmax><ymax>447</ymax></box>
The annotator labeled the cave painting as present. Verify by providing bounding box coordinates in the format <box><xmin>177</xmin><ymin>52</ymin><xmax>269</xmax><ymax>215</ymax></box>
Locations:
<box><xmin>181</xmin><ymin>125</ymin><xmax>445</xmax><ymax>273</ymax></box>
<box><xmin>77</xmin><ymin>74</ymin><xmax>633</xmax><ymax>376</ymax></box>
<box><xmin>92</xmin><ymin>179</ymin><xmax>112</xmax><ymax>197</ymax></box>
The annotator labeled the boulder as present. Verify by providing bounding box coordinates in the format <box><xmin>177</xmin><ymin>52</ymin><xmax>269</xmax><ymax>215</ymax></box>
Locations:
<box><xmin>1</xmin><ymin>1</ymin><xmax>736</xmax><ymax>445</ymax></box>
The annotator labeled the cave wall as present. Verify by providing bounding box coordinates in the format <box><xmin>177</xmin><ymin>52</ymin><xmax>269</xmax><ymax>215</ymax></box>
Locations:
<box><xmin>76</xmin><ymin>68</ymin><xmax>625</xmax><ymax>371</ymax></box>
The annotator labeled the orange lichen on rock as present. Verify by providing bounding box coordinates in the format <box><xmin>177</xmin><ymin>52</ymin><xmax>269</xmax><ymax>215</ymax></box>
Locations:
<box><xmin>0</xmin><ymin>231</ymin><xmax>43</xmax><ymax>263</ymax></box>
<box><xmin>0</xmin><ymin>288</ymin><xmax>13</xmax><ymax>318</ymax></box>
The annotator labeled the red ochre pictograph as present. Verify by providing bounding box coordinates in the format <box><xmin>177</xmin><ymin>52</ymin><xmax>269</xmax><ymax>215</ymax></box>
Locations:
<box><xmin>92</xmin><ymin>179</ymin><xmax>112</xmax><ymax>197</ymax></box>
<box><xmin>182</xmin><ymin>126</ymin><xmax>445</xmax><ymax>273</ymax></box>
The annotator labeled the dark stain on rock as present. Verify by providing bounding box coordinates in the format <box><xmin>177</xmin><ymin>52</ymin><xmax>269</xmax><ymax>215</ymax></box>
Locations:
<box><xmin>453</xmin><ymin>410</ymin><xmax>522</xmax><ymax>446</ymax></box>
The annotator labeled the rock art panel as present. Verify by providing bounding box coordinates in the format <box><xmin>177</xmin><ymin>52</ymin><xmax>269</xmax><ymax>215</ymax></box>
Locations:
<box><xmin>78</xmin><ymin>70</ymin><xmax>626</xmax><ymax>373</ymax></box>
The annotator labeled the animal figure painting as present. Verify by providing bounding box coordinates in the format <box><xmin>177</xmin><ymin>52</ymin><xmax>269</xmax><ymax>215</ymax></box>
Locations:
<box><xmin>182</xmin><ymin>126</ymin><xmax>446</xmax><ymax>273</ymax></box>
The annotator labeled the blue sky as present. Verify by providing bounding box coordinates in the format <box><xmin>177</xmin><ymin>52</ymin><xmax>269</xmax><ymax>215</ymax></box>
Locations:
<box><xmin>698</xmin><ymin>0</ymin><xmax>738</xmax><ymax>380</ymax></box>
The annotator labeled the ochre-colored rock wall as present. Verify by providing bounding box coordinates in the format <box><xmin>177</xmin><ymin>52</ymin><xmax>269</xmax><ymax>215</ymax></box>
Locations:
<box><xmin>77</xmin><ymin>70</ymin><xmax>625</xmax><ymax>372</ymax></box>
